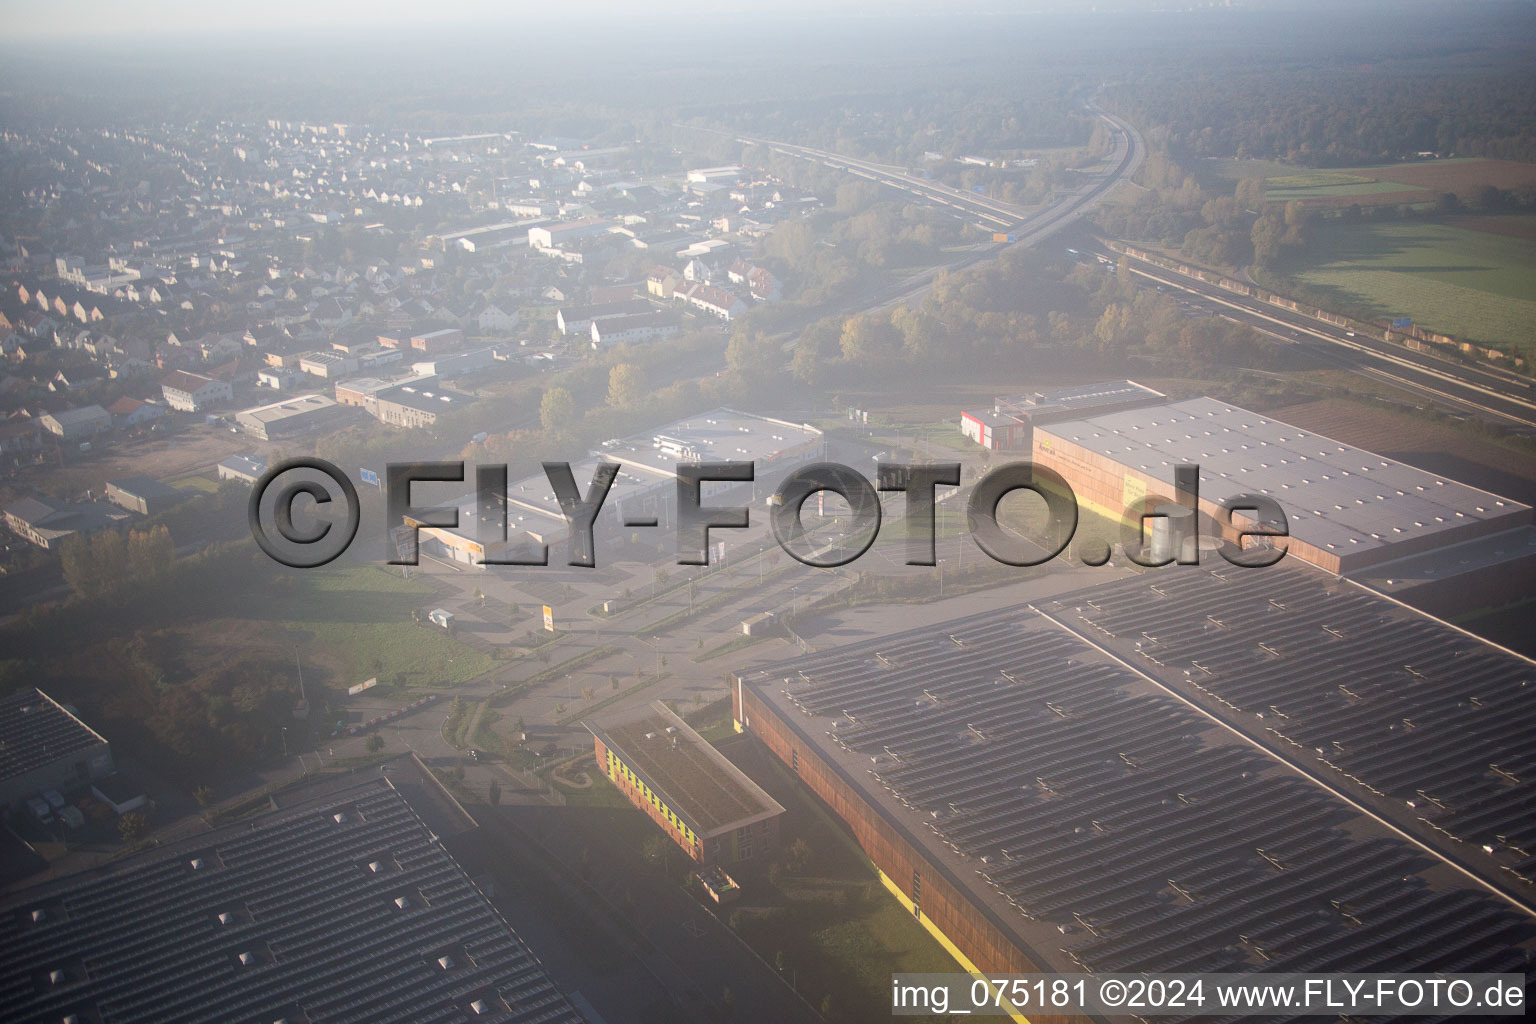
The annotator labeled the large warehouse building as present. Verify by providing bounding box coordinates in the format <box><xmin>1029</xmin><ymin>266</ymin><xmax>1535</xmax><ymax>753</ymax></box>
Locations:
<box><xmin>1031</xmin><ymin>394</ymin><xmax>1534</xmax><ymax>586</ymax></box>
<box><xmin>587</xmin><ymin>701</ymin><xmax>784</xmax><ymax>867</ymax></box>
<box><xmin>413</xmin><ymin>408</ymin><xmax>823</xmax><ymax>567</ymax></box>
<box><xmin>959</xmin><ymin>380</ymin><xmax>1165</xmax><ymax>452</ymax></box>
<box><xmin>1036</xmin><ymin>563</ymin><xmax>1536</xmax><ymax>893</ymax></box>
<box><xmin>731</xmin><ymin>571</ymin><xmax>1535</xmax><ymax>989</ymax></box>
<box><xmin>0</xmin><ymin>764</ymin><xmax>586</xmax><ymax>1024</ymax></box>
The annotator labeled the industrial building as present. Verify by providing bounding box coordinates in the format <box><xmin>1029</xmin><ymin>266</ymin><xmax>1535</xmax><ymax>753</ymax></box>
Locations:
<box><xmin>372</xmin><ymin>380</ymin><xmax>473</xmax><ymax>429</ymax></box>
<box><xmin>235</xmin><ymin>393</ymin><xmax>349</xmax><ymax>440</ymax></box>
<box><xmin>731</xmin><ymin>594</ymin><xmax>1534</xmax><ymax>987</ymax></box>
<box><xmin>0</xmin><ymin>688</ymin><xmax>115</xmax><ymax>815</ymax></box>
<box><xmin>1036</xmin><ymin>562</ymin><xmax>1536</xmax><ymax>892</ymax></box>
<box><xmin>411</xmin><ymin>346</ymin><xmax>495</xmax><ymax>379</ymax></box>
<box><xmin>411</xmin><ymin>408</ymin><xmax>823</xmax><ymax>567</ymax></box>
<box><xmin>297</xmin><ymin>350</ymin><xmax>359</xmax><ymax>379</ymax></box>
<box><xmin>409</xmin><ymin>328</ymin><xmax>464</xmax><ymax>354</ymax></box>
<box><xmin>334</xmin><ymin>375</ymin><xmax>400</xmax><ymax>408</ymax></box>
<box><xmin>3</xmin><ymin>495</ymin><xmax>133</xmax><ymax>549</ymax></box>
<box><xmin>216</xmin><ymin>454</ymin><xmax>267</xmax><ymax>485</ymax></box>
<box><xmin>0</xmin><ymin>767</ymin><xmax>587</xmax><ymax>1024</ymax></box>
<box><xmin>587</xmin><ymin>701</ymin><xmax>784</xmax><ymax>866</ymax></box>
<box><xmin>104</xmin><ymin>475</ymin><xmax>188</xmax><ymax>516</ymax></box>
<box><xmin>1032</xmin><ymin>394</ymin><xmax>1533</xmax><ymax>578</ymax></box>
<box><xmin>39</xmin><ymin>404</ymin><xmax>112</xmax><ymax>441</ymax></box>
<box><xmin>528</xmin><ymin>219</ymin><xmax>612</xmax><ymax>250</ymax></box>
<box><xmin>960</xmin><ymin>380</ymin><xmax>1165</xmax><ymax>452</ymax></box>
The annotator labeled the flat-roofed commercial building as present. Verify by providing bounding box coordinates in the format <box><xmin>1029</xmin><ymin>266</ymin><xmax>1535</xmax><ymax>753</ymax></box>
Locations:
<box><xmin>731</xmin><ymin>591</ymin><xmax>1535</xmax><ymax>986</ymax></box>
<box><xmin>410</xmin><ymin>327</ymin><xmax>463</xmax><ymax>354</ymax></box>
<box><xmin>373</xmin><ymin>381</ymin><xmax>472</xmax><ymax>429</ymax></box>
<box><xmin>0</xmin><ymin>765</ymin><xmax>586</xmax><ymax>1023</ymax></box>
<box><xmin>1033</xmin><ymin>395</ymin><xmax>1532</xmax><ymax>575</ymax></box>
<box><xmin>235</xmin><ymin>393</ymin><xmax>348</xmax><ymax>440</ymax></box>
<box><xmin>217</xmin><ymin>454</ymin><xmax>266</xmax><ymax>485</ymax></box>
<box><xmin>587</xmin><ymin>701</ymin><xmax>783</xmax><ymax>866</ymax></box>
<box><xmin>528</xmin><ymin>218</ymin><xmax>612</xmax><ymax>250</ymax></box>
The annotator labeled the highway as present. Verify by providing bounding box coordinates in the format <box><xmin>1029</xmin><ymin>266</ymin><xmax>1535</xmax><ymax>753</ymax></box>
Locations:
<box><xmin>715</xmin><ymin>103</ymin><xmax>1143</xmax><ymax>242</ymax></box>
<box><xmin>1083</xmin><ymin>240</ymin><xmax>1536</xmax><ymax>431</ymax></box>
<box><xmin>696</xmin><ymin>110</ymin><xmax>1536</xmax><ymax>433</ymax></box>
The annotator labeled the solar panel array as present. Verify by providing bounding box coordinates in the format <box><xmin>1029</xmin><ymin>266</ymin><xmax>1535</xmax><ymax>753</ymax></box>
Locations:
<box><xmin>1040</xmin><ymin>565</ymin><xmax>1536</xmax><ymax>890</ymax></box>
<box><xmin>763</xmin><ymin>612</ymin><xmax>1531</xmax><ymax>1017</ymax></box>
<box><xmin>0</xmin><ymin>689</ymin><xmax>103</xmax><ymax>783</ymax></box>
<box><xmin>0</xmin><ymin>780</ymin><xmax>584</xmax><ymax>1024</ymax></box>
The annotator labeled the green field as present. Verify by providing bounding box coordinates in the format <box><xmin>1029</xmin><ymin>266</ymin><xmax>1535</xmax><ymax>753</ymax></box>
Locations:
<box><xmin>1264</xmin><ymin>171</ymin><xmax>1416</xmax><ymax>200</ymax></box>
<box><xmin>170</xmin><ymin>473</ymin><xmax>222</xmax><ymax>493</ymax></box>
<box><xmin>1274</xmin><ymin>220</ymin><xmax>1536</xmax><ymax>357</ymax></box>
<box><xmin>246</xmin><ymin>564</ymin><xmax>497</xmax><ymax>690</ymax></box>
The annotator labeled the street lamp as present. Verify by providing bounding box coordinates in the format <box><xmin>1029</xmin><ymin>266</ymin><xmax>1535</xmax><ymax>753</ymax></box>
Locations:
<box><xmin>280</xmin><ymin>726</ymin><xmax>288</xmax><ymax>758</ymax></box>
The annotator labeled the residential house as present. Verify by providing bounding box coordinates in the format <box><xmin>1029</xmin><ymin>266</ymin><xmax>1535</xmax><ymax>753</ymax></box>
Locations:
<box><xmin>106</xmin><ymin>396</ymin><xmax>164</xmax><ymax>429</ymax></box>
<box><xmin>160</xmin><ymin>370</ymin><xmax>232</xmax><ymax>412</ymax></box>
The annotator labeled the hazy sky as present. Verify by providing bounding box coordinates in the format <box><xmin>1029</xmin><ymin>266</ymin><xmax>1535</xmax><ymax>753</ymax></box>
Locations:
<box><xmin>0</xmin><ymin>0</ymin><xmax>1254</xmax><ymax>39</ymax></box>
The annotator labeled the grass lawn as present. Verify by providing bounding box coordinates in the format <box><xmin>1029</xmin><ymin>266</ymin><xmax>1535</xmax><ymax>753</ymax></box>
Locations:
<box><xmin>1272</xmin><ymin>219</ymin><xmax>1536</xmax><ymax>357</ymax></box>
<box><xmin>1265</xmin><ymin>170</ymin><xmax>1416</xmax><ymax>201</ymax></box>
<box><xmin>683</xmin><ymin>695</ymin><xmax>737</xmax><ymax>741</ymax></box>
<box><xmin>244</xmin><ymin>564</ymin><xmax>496</xmax><ymax>691</ymax></box>
<box><xmin>170</xmin><ymin>473</ymin><xmax>222</xmax><ymax>494</ymax></box>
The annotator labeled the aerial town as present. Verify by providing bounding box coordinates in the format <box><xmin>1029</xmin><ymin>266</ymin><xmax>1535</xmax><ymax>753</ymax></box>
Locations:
<box><xmin>1</xmin><ymin>3</ymin><xmax>1534</xmax><ymax>1023</ymax></box>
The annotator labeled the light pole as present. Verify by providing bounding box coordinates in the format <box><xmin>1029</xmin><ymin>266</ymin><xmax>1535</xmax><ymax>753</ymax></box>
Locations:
<box><xmin>280</xmin><ymin>726</ymin><xmax>288</xmax><ymax>758</ymax></box>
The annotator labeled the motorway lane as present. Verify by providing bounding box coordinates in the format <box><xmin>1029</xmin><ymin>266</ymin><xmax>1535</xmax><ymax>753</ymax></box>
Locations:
<box><xmin>730</xmin><ymin>103</ymin><xmax>1143</xmax><ymax>241</ymax></box>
